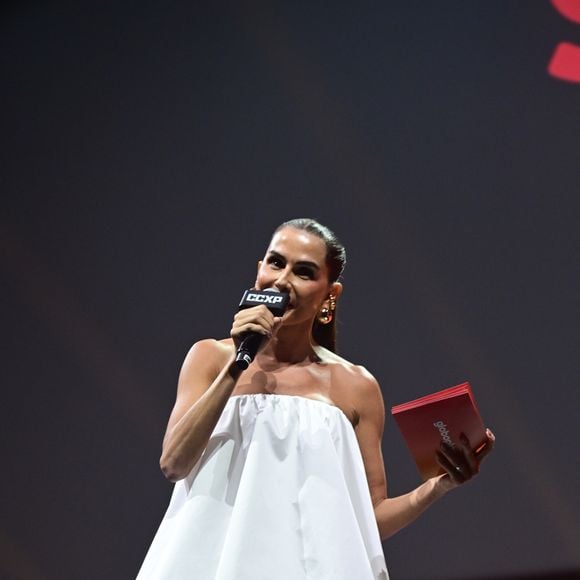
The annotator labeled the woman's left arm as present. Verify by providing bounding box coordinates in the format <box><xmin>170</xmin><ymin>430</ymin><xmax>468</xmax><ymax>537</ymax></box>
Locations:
<box><xmin>353</xmin><ymin>371</ymin><xmax>495</xmax><ymax>540</ymax></box>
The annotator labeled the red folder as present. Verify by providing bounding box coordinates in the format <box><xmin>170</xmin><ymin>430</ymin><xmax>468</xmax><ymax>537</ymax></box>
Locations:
<box><xmin>391</xmin><ymin>382</ymin><xmax>486</xmax><ymax>480</ymax></box>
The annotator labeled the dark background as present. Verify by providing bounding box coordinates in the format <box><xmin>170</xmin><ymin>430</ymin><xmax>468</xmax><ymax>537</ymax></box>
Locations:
<box><xmin>2</xmin><ymin>1</ymin><xmax>580</xmax><ymax>579</ymax></box>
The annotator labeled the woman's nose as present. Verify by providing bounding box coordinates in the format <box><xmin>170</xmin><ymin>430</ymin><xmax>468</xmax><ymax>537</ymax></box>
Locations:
<box><xmin>273</xmin><ymin>269</ymin><xmax>291</xmax><ymax>291</ymax></box>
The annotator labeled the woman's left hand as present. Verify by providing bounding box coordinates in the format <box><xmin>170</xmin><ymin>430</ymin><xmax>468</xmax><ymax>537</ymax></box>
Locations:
<box><xmin>435</xmin><ymin>428</ymin><xmax>496</xmax><ymax>491</ymax></box>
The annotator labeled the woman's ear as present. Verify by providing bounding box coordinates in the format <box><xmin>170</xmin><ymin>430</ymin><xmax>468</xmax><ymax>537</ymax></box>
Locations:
<box><xmin>319</xmin><ymin>282</ymin><xmax>343</xmax><ymax>310</ymax></box>
<box><xmin>254</xmin><ymin>260</ymin><xmax>262</xmax><ymax>287</ymax></box>
<box><xmin>330</xmin><ymin>281</ymin><xmax>343</xmax><ymax>301</ymax></box>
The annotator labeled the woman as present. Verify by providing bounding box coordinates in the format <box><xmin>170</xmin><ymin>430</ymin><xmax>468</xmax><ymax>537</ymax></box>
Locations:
<box><xmin>137</xmin><ymin>218</ymin><xmax>494</xmax><ymax>580</ymax></box>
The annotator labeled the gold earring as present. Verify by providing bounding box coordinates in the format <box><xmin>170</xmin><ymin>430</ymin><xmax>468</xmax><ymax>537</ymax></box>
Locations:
<box><xmin>317</xmin><ymin>295</ymin><xmax>336</xmax><ymax>325</ymax></box>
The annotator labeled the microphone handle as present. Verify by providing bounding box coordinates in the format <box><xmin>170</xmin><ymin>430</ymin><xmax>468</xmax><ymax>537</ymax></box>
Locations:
<box><xmin>235</xmin><ymin>333</ymin><xmax>264</xmax><ymax>370</ymax></box>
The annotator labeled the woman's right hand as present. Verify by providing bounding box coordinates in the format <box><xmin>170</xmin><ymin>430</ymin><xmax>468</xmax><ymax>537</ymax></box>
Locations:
<box><xmin>230</xmin><ymin>305</ymin><xmax>281</xmax><ymax>349</ymax></box>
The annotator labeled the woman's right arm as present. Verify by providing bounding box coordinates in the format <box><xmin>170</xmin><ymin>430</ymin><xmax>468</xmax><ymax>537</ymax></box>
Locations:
<box><xmin>159</xmin><ymin>340</ymin><xmax>241</xmax><ymax>482</ymax></box>
<box><xmin>159</xmin><ymin>305</ymin><xmax>278</xmax><ymax>482</ymax></box>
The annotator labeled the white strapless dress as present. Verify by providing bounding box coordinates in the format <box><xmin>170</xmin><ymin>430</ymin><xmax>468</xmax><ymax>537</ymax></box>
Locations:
<box><xmin>137</xmin><ymin>394</ymin><xmax>389</xmax><ymax>579</ymax></box>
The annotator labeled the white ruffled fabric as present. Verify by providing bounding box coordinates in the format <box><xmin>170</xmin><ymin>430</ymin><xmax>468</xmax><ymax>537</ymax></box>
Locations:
<box><xmin>137</xmin><ymin>394</ymin><xmax>389</xmax><ymax>580</ymax></box>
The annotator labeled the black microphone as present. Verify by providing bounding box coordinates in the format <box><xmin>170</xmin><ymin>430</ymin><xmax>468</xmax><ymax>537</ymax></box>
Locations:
<box><xmin>235</xmin><ymin>288</ymin><xmax>290</xmax><ymax>369</ymax></box>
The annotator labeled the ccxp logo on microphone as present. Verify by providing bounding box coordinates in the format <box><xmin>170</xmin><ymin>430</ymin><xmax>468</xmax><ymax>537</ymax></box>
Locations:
<box><xmin>246</xmin><ymin>293</ymin><xmax>284</xmax><ymax>305</ymax></box>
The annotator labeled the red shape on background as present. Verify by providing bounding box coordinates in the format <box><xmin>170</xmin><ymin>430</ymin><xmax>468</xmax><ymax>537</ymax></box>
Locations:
<box><xmin>549</xmin><ymin>0</ymin><xmax>580</xmax><ymax>83</ymax></box>
<box><xmin>551</xmin><ymin>0</ymin><xmax>580</xmax><ymax>24</ymax></box>
<box><xmin>549</xmin><ymin>42</ymin><xmax>580</xmax><ymax>82</ymax></box>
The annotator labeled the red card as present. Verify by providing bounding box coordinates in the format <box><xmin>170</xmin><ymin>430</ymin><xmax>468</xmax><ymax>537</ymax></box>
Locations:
<box><xmin>391</xmin><ymin>382</ymin><xmax>486</xmax><ymax>480</ymax></box>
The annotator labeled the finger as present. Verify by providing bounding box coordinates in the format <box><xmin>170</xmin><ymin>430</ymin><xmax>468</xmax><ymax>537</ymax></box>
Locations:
<box><xmin>437</xmin><ymin>443</ymin><xmax>470</xmax><ymax>482</ymax></box>
<box><xmin>234</xmin><ymin>308</ymin><xmax>276</xmax><ymax>328</ymax></box>
<box><xmin>459</xmin><ymin>433</ymin><xmax>479</xmax><ymax>475</ymax></box>
<box><xmin>271</xmin><ymin>317</ymin><xmax>283</xmax><ymax>336</ymax></box>
<box><xmin>438</xmin><ymin>441</ymin><xmax>472</xmax><ymax>477</ymax></box>
<box><xmin>475</xmin><ymin>428</ymin><xmax>496</xmax><ymax>462</ymax></box>
<box><xmin>231</xmin><ymin>323</ymin><xmax>272</xmax><ymax>338</ymax></box>
<box><xmin>233</xmin><ymin>317</ymin><xmax>274</xmax><ymax>335</ymax></box>
<box><xmin>436</xmin><ymin>450</ymin><xmax>467</xmax><ymax>485</ymax></box>
<box><xmin>485</xmin><ymin>428</ymin><xmax>496</xmax><ymax>447</ymax></box>
<box><xmin>234</xmin><ymin>309</ymin><xmax>274</xmax><ymax>326</ymax></box>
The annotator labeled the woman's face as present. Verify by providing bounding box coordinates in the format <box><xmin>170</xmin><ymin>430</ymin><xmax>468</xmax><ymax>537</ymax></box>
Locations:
<box><xmin>255</xmin><ymin>227</ymin><xmax>340</xmax><ymax>327</ymax></box>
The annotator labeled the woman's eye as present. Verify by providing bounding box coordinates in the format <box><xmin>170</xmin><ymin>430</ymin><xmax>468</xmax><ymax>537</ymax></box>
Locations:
<box><xmin>296</xmin><ymin>268</ymin><xmax>314</xmax><ymax>279</ymax></box>
<box><xmin>268</xmin><ymin>257</ymin><xmax>283</xmax><ymax>268</ymax></box>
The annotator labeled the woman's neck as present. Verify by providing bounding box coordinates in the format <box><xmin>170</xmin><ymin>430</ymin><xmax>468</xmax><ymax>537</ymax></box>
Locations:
<box><xmin>256</xmin><ymin>323</ymin><xmax>320</xmax><ymax>365</ymax></box>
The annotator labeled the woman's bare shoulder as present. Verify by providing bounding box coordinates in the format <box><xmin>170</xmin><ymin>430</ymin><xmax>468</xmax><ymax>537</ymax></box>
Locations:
<box><xmin>208</xmin><ymin>336</ymin><xmax>235</xmax><ymax>352</ymax></box>
<box><xmin>182</xmin><ymin>337</ymin><xmax>235</xmax><ymax>369</ymax></box>
<box><xmin>315</xmin><ymin>348</ymin><xmax>383</xmax><ymax>425</ymax></box>
<box><xmin>316</xmin><ymin>347</ymin><xmax>381</xmax><ymax>393</ymax></box>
